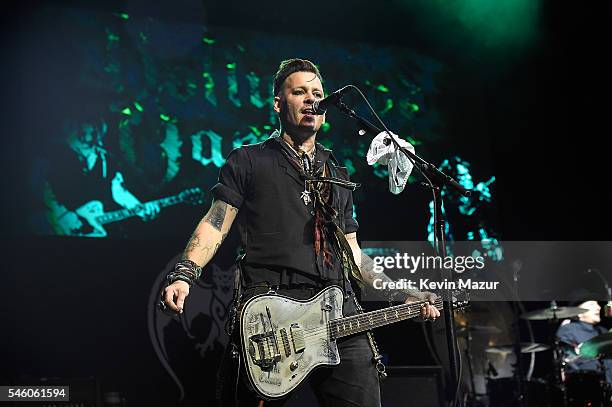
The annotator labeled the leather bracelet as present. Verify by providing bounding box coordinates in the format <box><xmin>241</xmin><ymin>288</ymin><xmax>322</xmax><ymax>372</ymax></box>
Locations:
<box><xmin>176</xmin><ymin>259</ymin><xmax>203</xmax><ymax>279</ymax></box>
<box><xmin>167</xmin><ymin>273</ymin><xmax>194</xmax><ymax>287</ymax></box>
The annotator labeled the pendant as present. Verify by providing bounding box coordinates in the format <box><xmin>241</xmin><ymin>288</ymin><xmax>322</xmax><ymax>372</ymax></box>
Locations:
<box><xmin>300</xmin><ymin>190</ymin><xmax>311</xmax><ymax>205</ymax></box>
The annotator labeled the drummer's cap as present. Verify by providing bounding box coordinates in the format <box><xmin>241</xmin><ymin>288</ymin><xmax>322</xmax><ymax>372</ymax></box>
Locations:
<box><xmin>567</xmin><ymin>288</ymin><xmax>600</xmax><ymax>307</ymax></box>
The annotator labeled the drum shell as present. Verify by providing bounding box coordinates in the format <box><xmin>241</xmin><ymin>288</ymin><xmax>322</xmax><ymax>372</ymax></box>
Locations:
<box><xmin>487</xmin><ymin>378</ymin><xmax>550</xmax><ymax>407</ymax></box>
<box><xmin>565</xmin><ymin>370</ymin><xmax>606</xmax><ymax>407</ymax></box>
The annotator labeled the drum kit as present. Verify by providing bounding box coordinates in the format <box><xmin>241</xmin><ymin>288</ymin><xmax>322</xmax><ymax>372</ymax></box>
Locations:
<box><xmin>460</xmin><ymin>303</ymin><xmax>612</xmax><ymax>407</ymax></box>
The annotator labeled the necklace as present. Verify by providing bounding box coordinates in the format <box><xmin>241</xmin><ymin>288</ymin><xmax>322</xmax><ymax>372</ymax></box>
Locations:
<box><xmin>282</xmin><ymin>139</ymin><xmax>317</xmax><ymax>206</ymax></box>
<box><xmin>283</xmin><ymin>139</ymin><xmax>316</xmax><ymax>160</ymax></box>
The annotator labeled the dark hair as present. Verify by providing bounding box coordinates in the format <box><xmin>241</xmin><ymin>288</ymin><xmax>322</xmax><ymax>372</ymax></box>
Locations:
<box><xmin>273</xmin><ymin>58</ymin><xmax>323</xmax><ymax>96</ymax></box>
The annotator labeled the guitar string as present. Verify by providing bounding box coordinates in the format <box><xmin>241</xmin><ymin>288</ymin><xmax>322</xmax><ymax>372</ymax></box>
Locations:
<box><xmin>249</xmin><ymin>299</ymin><xmax>445</xmax><ymax>348</ymax></box>
<box><xmin>301</xmin><ymin>299</ymin><xmax>443</xmax><ymax>338</ymax></box>
<box><xmin>255</xmin><ymin>300</ymin><xmax>446</xmax><ymax>357</ymax></box>
<box><xmin>299</xmin><ymin>301</ymin><xmax>444</xmax><ymax>347</ymax></box>
<box><xmin>296</xmin><ymin>299</ymin><xmax>444</xmax><ymax>341</ymax></box>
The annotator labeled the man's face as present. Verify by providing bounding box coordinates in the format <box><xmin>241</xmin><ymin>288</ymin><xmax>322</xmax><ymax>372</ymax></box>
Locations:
<box><xmin>578</xmin><ymin>300</ymin><xmax>601</xmax><ymax>324</ymax></box>
<box><xmin>274</xmin><ymin>71</ymin><xmax>325</xmax><ymax>137</ymax></box>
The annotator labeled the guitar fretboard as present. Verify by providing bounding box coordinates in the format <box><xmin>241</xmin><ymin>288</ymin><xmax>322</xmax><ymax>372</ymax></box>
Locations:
<box><xmin>329</xmin><ymin>299</ymin><xmax>444</xmax><ymax>339</ymax></box>
<box><xmin>97</xmin><ymin>195</ymin><xmax>184</xmax><ymax>225</ymax></box>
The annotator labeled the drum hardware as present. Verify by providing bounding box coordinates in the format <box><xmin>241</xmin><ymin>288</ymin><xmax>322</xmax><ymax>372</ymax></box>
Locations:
<box><xmin>462</xmin><ymin>322</ymin><xmax>480</xmax><ymax>406</ymax></box>
<box><xmin>467</xmin><ymin>299</ymin><xmax>612</xmax><ymax>406</ymax></box>
<box><xmin>485</xmin><ymin>342</ymin><xmax>550</xmax><ymax>355</ymax></box>
<box><xmin>457</xmin><ymin>325</ymin><xmax>502</xmax><ymax>336</ymax></box>
<box><xmin>514</xmin><ymin>300</ymin><xmax>612</xmax><ymax>407</ymax></box>
<box><xmin>579</xmin><ymin>331</ymin><xmax>612</xmax><ymax>360</ymax></box>
<box><xmin>519</xmin><ymin>303</ymin><xmax>588</xmax><ymax>321</ymax></box>
<box><xmin>564</xmin><ymin>367</ymin><xmax>607</xmax><ymax>407</ymax></box>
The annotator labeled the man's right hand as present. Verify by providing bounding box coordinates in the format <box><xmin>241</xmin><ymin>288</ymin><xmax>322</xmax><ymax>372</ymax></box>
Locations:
<box><xmin>163</xmin><ymin>281</ymin><xmax>190</xmax><ymax>314</ymax></box>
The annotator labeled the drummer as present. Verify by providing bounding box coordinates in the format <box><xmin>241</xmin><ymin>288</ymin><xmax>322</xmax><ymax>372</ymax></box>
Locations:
<box><xmin>556</xmin><ymin>298</ymin><xmax>612</xmax><ymax>382</ymax></box>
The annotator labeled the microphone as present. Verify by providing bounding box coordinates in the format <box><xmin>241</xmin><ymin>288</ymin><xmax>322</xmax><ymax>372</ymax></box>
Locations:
<box><xmin>312</xmin><ymin>85</ymin><xmax>352</xmax><ymax>114</ymax></box>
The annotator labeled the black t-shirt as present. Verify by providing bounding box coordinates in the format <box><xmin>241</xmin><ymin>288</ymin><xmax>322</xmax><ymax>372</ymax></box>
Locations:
<box><xmin>211</xmin><ymin>132</ymin><xmax>358</xmax><ymax>289</ymax></box>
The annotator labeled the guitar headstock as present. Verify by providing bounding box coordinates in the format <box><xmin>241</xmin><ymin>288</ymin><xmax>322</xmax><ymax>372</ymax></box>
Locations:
<box><xmin>179</xmin><ymin>187</ymin><xmax>205</xmax><ymax>205</ymax></box>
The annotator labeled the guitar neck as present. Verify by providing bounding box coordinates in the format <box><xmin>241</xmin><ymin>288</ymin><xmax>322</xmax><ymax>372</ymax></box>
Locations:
<box><xmin>97</xmin><ymin>195</ymin><xmax>182</xmax><ymax>225</ymax></box>
<box><xmin>331</xmin><ymin>299</ymin><xmax>444</xmax><ymax>339</ymax></box>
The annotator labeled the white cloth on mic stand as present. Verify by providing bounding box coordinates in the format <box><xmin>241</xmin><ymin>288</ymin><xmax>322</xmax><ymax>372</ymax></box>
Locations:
<box><xmin>366</xmin><ymin>131</ymin><xmax>415</xmax><ymax>194</ymax></box>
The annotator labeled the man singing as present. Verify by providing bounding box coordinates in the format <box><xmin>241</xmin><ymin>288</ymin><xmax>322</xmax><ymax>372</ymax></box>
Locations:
<box><xmin>162</xmin><ymin>58</ymin><xmax>439</xmax><ymax>406</ymax></box>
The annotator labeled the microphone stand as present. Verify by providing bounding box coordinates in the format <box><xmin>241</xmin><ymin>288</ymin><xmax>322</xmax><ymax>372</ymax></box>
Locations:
<box><xmin>334</xmin><ymin>100</ymin><xmax>471</xmax><ymax>406</ymax></box>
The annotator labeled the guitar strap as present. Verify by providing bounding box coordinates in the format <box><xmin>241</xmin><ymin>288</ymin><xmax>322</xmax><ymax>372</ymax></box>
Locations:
<box><xmin>224</xmin><ymin>254</ymin><xmax>243</xmax><ymax>338</ymax></box>
<box><xmin>351</xmin><ymin>296</ymin><xmax>388</xmax><ymax>380</ymax></box>
<box><xmin>217</xmin><ymin>252</ymin><xmax>247</xmax><ymax>406</ymax></box>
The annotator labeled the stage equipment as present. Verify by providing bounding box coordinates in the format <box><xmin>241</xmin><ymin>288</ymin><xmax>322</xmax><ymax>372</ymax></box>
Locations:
<box><xmin>585</xmin><ymin>268</ymin><xmax>612</xmax><ymax>318</ymax></box>
<box><xmin>311</xmin><ymin>85</ymin><xmax>352</xmax><ymax>114</ymax></box>
<box><xmin>322</xmin><ymin>84</ymin><xmax>472</xmax><ymax>406</ymax></box>
<box><xmin>519</xmin><ymin>305</ymin><xmax>588</xmax><ymax>321</ymax></box>
<box><xmin>485</xmin><ymin>342</ymin><xmax>550</xmax><ymax>355</ymax></box>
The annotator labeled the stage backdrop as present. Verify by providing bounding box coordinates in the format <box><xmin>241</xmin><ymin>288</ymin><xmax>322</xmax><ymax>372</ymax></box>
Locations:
<box><xmin>5</xmin><ymin>4</ymin><xmax>502</xmax><ymax>406</ymax></box>
<box><xmin>20</xmin><ymin>5</ymin><xmax>498</xmax><ymax>243</ymax></box>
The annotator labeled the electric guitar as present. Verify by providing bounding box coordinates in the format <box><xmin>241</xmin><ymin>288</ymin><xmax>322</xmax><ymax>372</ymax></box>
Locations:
<box><xmin>239</xmin><ymin>285</ymin><xmax>469</xmax><ymax>400</ymax></box>
<box><xmin>65</xmin><ymin>187</ymin><xmax>205</xmax><ymax>237</ymax></box>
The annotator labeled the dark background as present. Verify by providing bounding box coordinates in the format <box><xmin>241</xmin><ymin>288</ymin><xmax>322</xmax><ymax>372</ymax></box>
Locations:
<box><xmin>1</xmin><ymin>0</ymin><xmax>610</xmax><ymax>405</ymax></box>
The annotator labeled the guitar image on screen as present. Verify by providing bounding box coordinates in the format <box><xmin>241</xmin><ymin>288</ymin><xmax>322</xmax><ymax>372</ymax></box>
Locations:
<box><xmin>56</xmin><ymin>187</ymin><xmax>205</xmax><ymax>237</ymax></box>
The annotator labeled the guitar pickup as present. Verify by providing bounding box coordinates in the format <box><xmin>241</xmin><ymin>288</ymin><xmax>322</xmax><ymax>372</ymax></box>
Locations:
<box><xmin>290</xmin><ymin>323</ymin><xmax>305</xmax><ymax>353</ymax></box>
<box><xmin>280</xmin><ymin>328</ymin><xmax>291</xmax><ymax>357</ymax></box>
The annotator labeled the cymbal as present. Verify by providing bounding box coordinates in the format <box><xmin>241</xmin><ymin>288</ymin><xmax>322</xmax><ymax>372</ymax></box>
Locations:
<box><xmin>520</xmin><ymin>306</ymin><xmax>588</xmax><ymax>320</ymax></box>
<box><xmin>486</xmin><ymin>342</ymin><xmax>550</xmax><ymax>354</ymax></box>
<box><xmin>580</xmin><ymin>332</ymin><xmax>612</xmax><ymax>359</ymax></box>
<box><xmin>457</xmin><ymin>325</ymin><xmax>502</xmax><ymax>335</ymax></box>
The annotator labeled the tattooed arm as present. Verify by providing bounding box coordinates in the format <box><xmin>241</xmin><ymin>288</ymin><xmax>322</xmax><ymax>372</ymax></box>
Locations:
<box><xmin>182</xmin><ymin>199</ymin><xmax>239</xmax><ymax>266</ymax></box>
<box><xmin>163</xmin><ymin>199</ymin><xmax>238</xmax><ymax>313</ymax></box>
<box><xmin>345</xmin><ymin>232</ymin><xmax>440</xmax><ymax>319</ymax></box>
<box><xmin>344</xmin><ymin>233</ymin><xmax>415</xmax><ymax>298</ymax></box>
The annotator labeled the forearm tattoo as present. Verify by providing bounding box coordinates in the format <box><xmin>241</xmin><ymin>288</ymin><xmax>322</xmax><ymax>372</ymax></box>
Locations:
<box><xmin>360</xmin><ymin>251</ymin><xmax>424</xmax><ymax>301</ymax></box>
<box><xmin>185</xmin><ymin>234</ymin><xmax>201</xmax><ymax>253</ymax></box>
<box><xmin>183</xmin><ymin>209</ymin><xmax>233</xmax><ymax>259</ymax></box>
<box><xmin>205</xmin><ymin>201</ymin><xmax>228</xmax><ymax>231</ymax></box>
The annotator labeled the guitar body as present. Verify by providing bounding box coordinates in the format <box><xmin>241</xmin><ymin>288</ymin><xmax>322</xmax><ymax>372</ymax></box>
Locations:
<box><xmin>239</xmin><ymin>286</ymin><xmax>344</xmax><ymax>400</ymax></box>
<box><xmin>75</xmin><ymin>200</ymin><xmax>107</xmax><ymax>237</ymax></box>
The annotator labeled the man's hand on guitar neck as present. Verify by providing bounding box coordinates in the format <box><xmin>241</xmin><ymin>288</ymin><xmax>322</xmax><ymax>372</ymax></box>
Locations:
<box><xmin>405</xmin><ymin>291</ymin><xmax>440</xmax><ymax>321</ymax></box>
<box><xmin>345</xmin><ymin>232</ymin><xmax>440</xmax><ymax>322</ymax></box>
<box><xmin>134</xmin><ymin>201</ymin><xmax>161</xmax><ymax>221</ymax></box>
